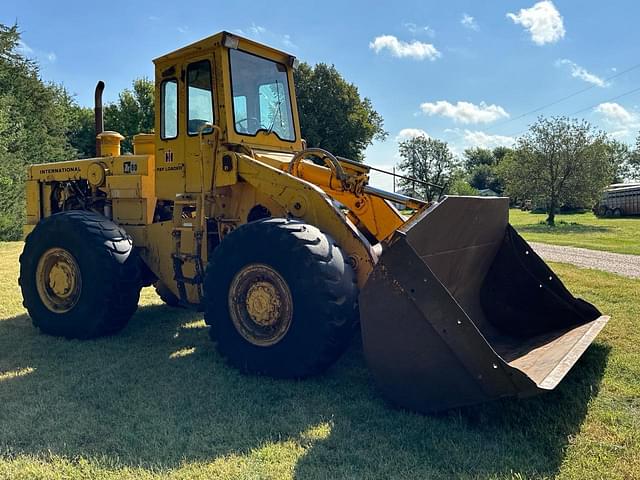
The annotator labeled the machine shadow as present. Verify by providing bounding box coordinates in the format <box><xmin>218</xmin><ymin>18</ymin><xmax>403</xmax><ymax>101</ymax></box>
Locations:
<box><xmin>0</xmin><ymin>305</ymin><xmax>609</xmax><ymax>478</ymax></box>
<box><xmin>294</xmin><ymin>342</ymin><xmax>610</xmax><ymax>479</ymax></box>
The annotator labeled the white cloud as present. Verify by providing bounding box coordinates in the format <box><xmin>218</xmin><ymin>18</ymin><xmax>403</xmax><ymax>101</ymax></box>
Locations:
<box><xmin>608</xmin><ymin>129</ymin><xmax>633</xmax><ymax>140</ymax></box>
<box><xmin>403</xmin><ymin>23</ymin><xmax>435</xmax><ymax>37</ymax></box>
<box><xmin>282</xmin><ymin>34</ymin><xmax>297</xmax><ymax>49</ymax></box>
<box><xmin>249</xmin><ymin>24</ymin><xmax>267</xmax><ymax>36</ymax></box>
<box><xmin>463</xmin><ymin>130</ymin><xmax>515</xmax><ymax>149</ymax></box>
<box><xmin>177</xmin><ymin>25</ymin><xmax>189</xmax><ymax>33</ymax></box>
<box><xmin>557</xmin><ymin>59</ymin><xmax>607</xmax><ymax>87</ymax></box>
<box><xmin>235</xmin><ymin>23</ymin><xmax>267</xmax><ymax>37</ymax></box>
<box><xmin>369</xmin><ymin>35</ymin><xmax>441</xmax><ymax>61</ymax></box>
<box><xmin>461</xmin><ymin>14</ymin><xmax>479</xmax><ymax>31</ymax></box>
<box><xmin>594</xmin><ymin>103</ymin><xmax>640</xmax><ymax>140</ymax></box>
<box><xmin>235</xmin><ymin>24</ymin><xmax>296</xmax><ymax>50</ymax></box>
<box><xmin>396</xmin><ymin>128</ymin><xmax>429</xmax><ymax>141</ymax></box>
<box><xmin>441</xmin><ymin>128</ymin><xmax>514</xmax><ymax>157</ymax></box>
<box><xmin>507</xmin><ymin>1</ymin><xmax>565</xmax><ymax>45</ymax></box>
<box><xmin>419</xmin><ymin>100</ymin><xmax>509</xmax><ymax>124</ymax></box>
<box><xmin>148</xmin><ymin>15</ymin><xmax>160</xmax><ymax>21</ymax></box>
<box><xmin>16</xmin><ymin>40</ymin><xmax>33</xmax><ymax>55</ymax></box>
<box><xmin>15</xmin><ymin>40</ymin><xmax>55</xmax><ymax>63</ymax></box>
<box><xmin>595</xmin><ymin>102</ymin><xmax>637</xmax><ymax>125</ymax></box>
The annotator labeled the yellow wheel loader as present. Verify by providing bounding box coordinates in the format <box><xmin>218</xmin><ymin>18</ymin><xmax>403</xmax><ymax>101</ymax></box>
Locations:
<box><xmin>18</xmin><ymin>32</ymin><xmax>609</xmax><ymax>412</ymax></box>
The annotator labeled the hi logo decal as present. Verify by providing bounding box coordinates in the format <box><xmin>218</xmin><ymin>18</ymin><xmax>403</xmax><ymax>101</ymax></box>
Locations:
<box><xmin>123</xmin><ymin>161</ymin><xmax>138</xmax><ymax>174</ymax></box>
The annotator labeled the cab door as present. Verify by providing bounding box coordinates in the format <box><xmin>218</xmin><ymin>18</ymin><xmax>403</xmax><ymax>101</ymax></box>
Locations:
<box><xmin>156</xmin><ymin>63</ymin><xmax>186</xmax><ymax>200</ymax></box>
<box><xmin>183</xmin><ymin>55</ymin><xmax>217</xmax><ymax>193</ymax></box>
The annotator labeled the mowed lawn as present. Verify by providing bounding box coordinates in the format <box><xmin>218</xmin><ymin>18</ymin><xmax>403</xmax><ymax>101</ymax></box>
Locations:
<box><xmin>0</xmin><ymin>240</ymin><xmax>639</xmax><ymax>480</ymax></box>
<box><xmin>510</xmin><ymin>209</ymin><xmax>640</xmax><ymax>256</ymax></box>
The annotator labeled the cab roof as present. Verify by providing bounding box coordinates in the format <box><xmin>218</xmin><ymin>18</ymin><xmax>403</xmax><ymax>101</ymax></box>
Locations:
<box><xmin>152</xmin><ymin>31</ymin><xmax>295</xmax><ymax>65</ymax></box>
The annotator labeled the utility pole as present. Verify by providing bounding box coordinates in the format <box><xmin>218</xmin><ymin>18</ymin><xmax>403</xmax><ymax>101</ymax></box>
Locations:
<box><xmin>393</xmin><ymin>166</ymin><xmax>396</xmax><ymax>193</ymax></box>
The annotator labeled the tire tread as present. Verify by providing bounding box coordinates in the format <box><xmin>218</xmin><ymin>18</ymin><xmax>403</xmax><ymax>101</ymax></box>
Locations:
<box><xmin>19</xmin><ymin>211</ymin><xmax>141</xmax><ymax>339</ymax></box>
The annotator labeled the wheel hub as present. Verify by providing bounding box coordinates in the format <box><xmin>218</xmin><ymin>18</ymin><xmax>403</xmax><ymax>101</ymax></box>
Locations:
<box><xmin>245</xmin><ymin>281</ymin><xmax>283</xmax><ymax>326</ymax></box>
<box><xmin>228</xmin><ymin>264</ymin><xmax>293</xmax><ymax>346</ymax></box>
<box><xmin>49</xmin><ymin>262</ymin><xmax>74</xmax><ymax>297</ymax></box>
<box><xmin>36</xmin><ymin>248</ymin><xmax>82</xmax><ymax>313</ymax></box>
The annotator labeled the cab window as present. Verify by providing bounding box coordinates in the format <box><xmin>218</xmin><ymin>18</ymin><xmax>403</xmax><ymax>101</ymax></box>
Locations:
<box><xmin>229</xmin><ymin>49</ymin><xmax>295</xmax><ymax>141</ymax></box>
<box><xmin>187</xmin><ymin>60</ymin><xmax>214</xmax><ymax>135</ymax></box>
<box><xmin>161</xmin><ymin>79</ymin><xmax>178</xmax><ymax>139</ymax></box>
<box><xmin>233</xmin><ymin>95</ymin><xmax>247</xmax><ymax>125</ymax></box>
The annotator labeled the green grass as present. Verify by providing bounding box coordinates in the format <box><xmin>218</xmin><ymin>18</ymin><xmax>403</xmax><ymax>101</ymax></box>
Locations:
<box><xmin>509</xmin><ymin>209</ymin><xmax>640</xmax><ymax>255</ymax></box>
<box><xmin>1</xmin><ymin>241</ymin><xmax>639</xmax><ymax>479</ymax></box>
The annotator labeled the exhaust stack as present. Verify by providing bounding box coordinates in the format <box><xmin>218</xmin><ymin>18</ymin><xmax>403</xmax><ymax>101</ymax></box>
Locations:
<box><xmin>94</xmin><ymin>81</ymin><xmax>105</xmax><ymax>156</ymax></box>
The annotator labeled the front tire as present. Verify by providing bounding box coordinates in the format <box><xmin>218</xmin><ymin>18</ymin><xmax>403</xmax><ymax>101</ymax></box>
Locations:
<box><xmin>19</xmin><ymin>211</ymin><xmax>141</xmax><ymax>339</ymax></box>
<box><xmin>204</xmin><ymin>218</ymin><xmax>358</xmax><ymax>378</ymax></box>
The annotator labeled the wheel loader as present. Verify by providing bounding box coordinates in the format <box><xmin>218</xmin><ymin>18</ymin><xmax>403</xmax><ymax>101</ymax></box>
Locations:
<box><xmin>18</xmin><ymin>32</ymin><xmax>609</xmax><ymax>412</ymax></box>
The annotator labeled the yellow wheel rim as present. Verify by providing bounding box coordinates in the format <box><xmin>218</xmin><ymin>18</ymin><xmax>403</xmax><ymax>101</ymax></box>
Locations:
<box><xmin>228</xmin><ymin>263</ymin><xmax>293</xmax><ymax>347</ymax></box>
<box><xmin>35</xmin><ymin>247</ymin><xmax>82</xmax><ymax>313</ymax></box>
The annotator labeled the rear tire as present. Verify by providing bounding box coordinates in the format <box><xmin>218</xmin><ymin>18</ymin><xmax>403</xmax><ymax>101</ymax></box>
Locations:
<box><xmin>19</xmin><ymin>211</ymin><xmax>141</xmax><ymax>339</ymax></box>
<box><xmin>204</xmin><ymin>218</ymin><xmax>358</xmax><ymax>378</ymax></box>
<box><xmin>613</xmin><ymin>208</ymin><xmax>623</xmax><ymax>217</ymax></box>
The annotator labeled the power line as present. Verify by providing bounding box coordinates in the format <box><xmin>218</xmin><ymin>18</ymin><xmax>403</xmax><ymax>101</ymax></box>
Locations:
<box><xmin>486</xmin><ymin>61</ymin><xmax>640</xmax><ymax>132</ymax></box>
<box><xmin>503</xmin><ymin>84</ymin><xmax>640</xmax><ymax>138</ymax></box>
<box><xmin>570</xmin><ymin>85</ymin><xmax>640</xmax><ymax>116</ymax></box>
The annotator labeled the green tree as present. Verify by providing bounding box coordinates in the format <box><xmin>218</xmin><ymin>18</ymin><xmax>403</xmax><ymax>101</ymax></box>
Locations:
<box><xmin>462</xmin><ymin>147</ymin><xmax>510</xmax><ymax>193</ymax></box>
<box><xmin>462</xmin><ymin>147</ymin><xmax>495</xmax><ymax>170</ymax></box>
<box><xmin>0</xmin><ymin>23</ymin><xmax>79</xmax><ymax>240</ymax></box>
<box><xmin>67</xmin><ymin>105</ymin><xmax>96</xmax><ymax>158</ymax></box>
<box><xmin>602</xmin><ymin>139</ymin><xmax>632</xmax><ymax>183</ymax></box>
<box><xmin>448</xmin><ymin>169</ymin><xmax>478</xmax><ymax>195</ymax></box>
<box><xmin>294</xmin><ymin>62</ymin><xmax>387</xmax><ymax>161</ymax></box>
<box><xmin>498</xmin><ymin>117</ymin><xmax>613</xmax><ymax>225</ymax></box>
<box><xmin>492</xmin><ymin>146</ymin><xmax>512</xmax><ymax>163</ymax></box>
<box><xmin>469</xmin><ymin>163</ymin><xmax>504</xmax><ymax>193</ymax></box>
<box><xmin>104</xmin><ymin>77</ymin><xmax>154</xmax><ymax>153</ymax></box>
<box><xmin>630</xmin><ymin>133</ymin><xmax>640</xmax><ymax>180</ymax></box>
<box><xmin>396</xmin><ymin>136</ymin><xmax>457</xmax><ymax>201</ymax></box>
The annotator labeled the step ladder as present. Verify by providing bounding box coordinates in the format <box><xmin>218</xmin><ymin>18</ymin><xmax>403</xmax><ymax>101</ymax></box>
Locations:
<box><xmin>172</xmin><ymin>194</ymin><xmax>205</xmax><ymax>305</ymax></box>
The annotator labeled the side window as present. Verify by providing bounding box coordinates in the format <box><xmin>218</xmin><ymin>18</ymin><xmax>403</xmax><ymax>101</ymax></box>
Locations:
<box><xmin>187</xmin><ymin>60</ymin><xmax>214</xmax><ymax>135</ymax></box>
<box><xmin>233</xmin><ymin>95</ymin><xmax>248</xmax><ymax>132</ymax></box>
<box><xmin>161</xmin><ymin>79</ymin><xmax>178</xmax><ymax>139</ymax></box>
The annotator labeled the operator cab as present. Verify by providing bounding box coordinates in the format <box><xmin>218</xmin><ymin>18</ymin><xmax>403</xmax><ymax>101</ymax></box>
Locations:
<box><xmin>153</xmin><ymin>32</ymin><xmax>302</xmax><ymax>200</ymax></box>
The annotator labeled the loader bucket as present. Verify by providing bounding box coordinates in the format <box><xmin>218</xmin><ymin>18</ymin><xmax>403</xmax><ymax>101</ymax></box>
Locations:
<box><xmin>359</xmin><ymin>196</ymin><xmax>609</xmax><ymax>413</ymax></box>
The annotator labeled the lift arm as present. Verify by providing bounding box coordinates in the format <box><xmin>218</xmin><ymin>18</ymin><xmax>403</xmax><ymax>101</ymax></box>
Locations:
<box><xmin>253</xmin><ymin>149</ymin><xmax>430</xmax><ymax>242</ymax></box>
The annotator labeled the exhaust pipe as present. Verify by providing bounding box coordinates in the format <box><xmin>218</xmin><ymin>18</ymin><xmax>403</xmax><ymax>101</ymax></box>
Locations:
<box><xmin>94</xmin><ymin>81</ymin><xmax>105</xmax><ymax>156</ymax></box>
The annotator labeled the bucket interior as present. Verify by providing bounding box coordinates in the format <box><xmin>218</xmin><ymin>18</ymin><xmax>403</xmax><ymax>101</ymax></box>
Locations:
<box><xmin>397</xmin><ymin>196</ymin><xmax>603</xmax><ymax>387</ymax></box>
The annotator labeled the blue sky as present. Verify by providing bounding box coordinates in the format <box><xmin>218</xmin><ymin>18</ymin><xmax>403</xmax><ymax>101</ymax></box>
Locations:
<box><xmin>4</xmin><ymin>0</ymin><xmax>640</xmax><ymax>189</ymax></box>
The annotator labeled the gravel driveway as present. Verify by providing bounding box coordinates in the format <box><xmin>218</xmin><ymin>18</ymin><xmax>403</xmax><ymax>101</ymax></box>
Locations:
<box><xmin>530</xmin><ymin>242</ymin><xmax>640</xmax><ymax>278</ymax></box>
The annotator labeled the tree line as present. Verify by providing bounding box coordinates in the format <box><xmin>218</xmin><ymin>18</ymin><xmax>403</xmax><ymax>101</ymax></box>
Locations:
<box><xmin>397</xmin><ymin>120</ymin><xmax>640</xmax><ymax>225</ymax></box>
<box><xmin>0</xmin><ymin>24</ymin><xmax>161</xmax><ymax>239</ymax></box>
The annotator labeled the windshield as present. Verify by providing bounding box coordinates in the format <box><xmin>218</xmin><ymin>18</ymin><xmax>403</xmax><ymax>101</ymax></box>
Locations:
<box><xmin>229</xmin><ymin>49</ymin><xmax>295</xmax><ymax>142</ymax></box>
